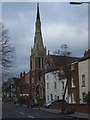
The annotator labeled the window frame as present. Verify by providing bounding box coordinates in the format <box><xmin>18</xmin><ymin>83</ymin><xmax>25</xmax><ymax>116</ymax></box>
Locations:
<box><xmin>71</xmin><ymin>78</ymin><xmax>75</xmax><ymax>88</ymax></box>
<box><xmin>54</xmin><ymin>82</ymin><xmax>57</xmax><ymax>89</ymax></box>
<box><xmin>82</xmin><ymin>75</ymin><xmax>85</xmax><ymax>87</ymax></box>
<box><xmin>47</xmin><ymin>83</ymin><xmax>49</xmax><ymax>89</ymax></box>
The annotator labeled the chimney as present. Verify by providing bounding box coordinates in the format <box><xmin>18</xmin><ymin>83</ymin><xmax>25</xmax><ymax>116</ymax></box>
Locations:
<box><xmin>84</xmin><ymin>51</ymin><xmax>87</xmax><ymax>57</ymax></box>
<box><xmin>84</xmin><ymin>49</ymin><xmax>90</xmax><ymax>57</ymax></box>
<box><xmin>20</xmin><ymin>72</ymin><xmax>22</xmax><ymax>78</ymax></box>
<box><xmin>23</xmin><ymin>71</ymin><xmax>25</xmax><ymax>76</ymax></box>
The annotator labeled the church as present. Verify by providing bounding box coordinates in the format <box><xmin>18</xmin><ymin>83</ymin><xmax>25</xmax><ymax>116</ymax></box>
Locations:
<box><xmin>30</xmin><ymin>3</ymin><xmax>46</xmax><ymax>105</ymax></box>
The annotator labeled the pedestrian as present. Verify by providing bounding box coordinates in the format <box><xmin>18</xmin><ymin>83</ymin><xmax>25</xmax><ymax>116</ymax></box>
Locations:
<box><xmin>27</xmin><ymin>98</ymin><xmax>30</xmax><ymax>108</ymax></box>
<box><xmin>31</xmin><ymin>98</ymin><xmax>34</xmax><ymax>108</ymax></box>
<box><xmin>34</xmin><ymin>99</ymin><xmax>38</xmax><ymax>108</ymax></box>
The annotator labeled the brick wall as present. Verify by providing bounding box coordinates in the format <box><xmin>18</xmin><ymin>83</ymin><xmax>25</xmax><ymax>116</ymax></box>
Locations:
<box><xmin>52</xmin><ymin>103</ymin><xmax>90</xmax><ymax>113</ymax></box>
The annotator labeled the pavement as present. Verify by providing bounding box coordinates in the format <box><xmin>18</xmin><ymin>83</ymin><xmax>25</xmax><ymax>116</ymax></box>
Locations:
<box><xmin>39</xmin><ymin>107</ymin><xmax>90</xmax><ymax>120</ymax></box>
<box><xmin>18</xmin><ymin>104</ymin><xmax>90</xmax><ymax>119</ymax></box>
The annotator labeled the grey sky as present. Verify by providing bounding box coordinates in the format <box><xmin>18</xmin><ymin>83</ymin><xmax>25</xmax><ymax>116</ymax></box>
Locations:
<box><xmin>2</xmin><ymin>2</ymin><xmax>88</xmax><ymax>77</ymax></box>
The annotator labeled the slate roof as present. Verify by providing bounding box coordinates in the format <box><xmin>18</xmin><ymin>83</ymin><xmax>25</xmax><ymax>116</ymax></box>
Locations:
<box><xmin>45</xmin><ymin>54</ymin><xmax>80</xmax><ymax>73</ymax></box>
<box><xmin>78</xmin><ymin>56</ymin><xmax>90</xmax><ymax>62</ymax></box>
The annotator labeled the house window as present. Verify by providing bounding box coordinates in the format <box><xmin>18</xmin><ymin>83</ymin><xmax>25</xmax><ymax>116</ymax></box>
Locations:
<box><xmin>47</xmin><ymin>95</ymin><xmax>49</xmax><ymax>101</ymax></box>
<box><xmin>57</xmin><ymin>96</ymin><xmax>59</xmax><ymax>100</ymax></box>
<box><xmin>71</xmin><ymin>65</ymin><xmax>74</xmax><ymax>70</ymax></box>
<box><xmin>55</xmin><ymin>95</ymin><xmax>57</xmax><ymax>100</ymax></box>
<box><xmin>71</xmin><ymin>78</ymin><xmax>75</xmax><ymax>88</ymax></box>
<box><xmin>72</xmin><ymin>92</ymin><xmax>76</xmax><ymax>103</ymax></box>
<box><xmin>54</xmin><ymin>82</ymin><xmax>57</xmax><ymax>89</ymax></box>
<box><xmin>62</xmin><ymin>81</ymin><xmax>64</xmax><ymax>90</ymax></box>
<box><xmin>82</xmin><ymin>75</ymin><xmax>85</xmax><ymax>87</ymax></box>
<box><xmin>82</xmin><ymin>93</ymin><xmax>86</xmax><ymax>103</ymax></box>
<box><xmin>51</xmin><ymin>94</ymin><xmax>53</xmax><ymax>100</ymax></box>
<box><xmin>47</xmin><ymin>83</ymin><xmax>49</xmax><ymax>89</ymax></box>
<box><xmin>47</xmin><ymin>75</ymin><xmax>49</xmax><ymax>80</ymax></box>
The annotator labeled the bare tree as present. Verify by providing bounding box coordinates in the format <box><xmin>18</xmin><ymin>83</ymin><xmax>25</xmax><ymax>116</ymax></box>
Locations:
<box><xmin>53</xmin><ymin>44</ymin><xmax>79</xmax><ymax>111</ymax></box>
<box><xmin>0</xmin><ymin>23</ymin><xmax>15</xmax><ymax>81</ymax></box>
<box><xmin>53</xmin><ymin>44</ymin><xmax>71</xmax><ymax>56</ymax></box>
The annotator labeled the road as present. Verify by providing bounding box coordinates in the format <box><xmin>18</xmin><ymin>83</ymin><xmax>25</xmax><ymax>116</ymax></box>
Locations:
<box><xmin>2</xmin><ymin>102</ymin><xmax>80</xmax><ymax>119</ymax></box>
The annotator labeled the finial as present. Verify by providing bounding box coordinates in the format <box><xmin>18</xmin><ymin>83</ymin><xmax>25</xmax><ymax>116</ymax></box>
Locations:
<box><xmin>37</xmin><ymin>2</ymin><xmax>40</xmax><ymax>20</ymax></box>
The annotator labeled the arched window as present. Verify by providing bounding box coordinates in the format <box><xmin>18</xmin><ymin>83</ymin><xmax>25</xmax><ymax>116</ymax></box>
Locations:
<box><xmin>39</xmin><ymin>57</ymin><xmax>41</xmax><ymax>69</ymax></box>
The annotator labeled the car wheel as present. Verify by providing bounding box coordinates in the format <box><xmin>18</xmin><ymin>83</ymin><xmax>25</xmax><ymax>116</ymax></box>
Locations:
<box><xmin>49</xmin><ymin>105</ymin><xmax>52</xmax><ymax>108</ymax></box>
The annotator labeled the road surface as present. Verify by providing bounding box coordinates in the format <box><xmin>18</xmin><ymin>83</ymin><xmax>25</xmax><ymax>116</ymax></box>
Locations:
<box><xmin>2</xmin><ymin>102</ymin><xmax>80</xmax><ymax>119</ymax></box>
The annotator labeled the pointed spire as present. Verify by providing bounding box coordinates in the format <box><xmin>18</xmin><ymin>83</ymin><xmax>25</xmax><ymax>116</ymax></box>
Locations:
<box><xmin>35</xmin><ymin>2</ymin><xmax>41</xmax><ymax>33</ymax></box>
<box><xmin>31</xmin><ymin>3</ymin><xmax>46</xmax><ymax>57</ymax></box>
<box><xmin>37</xmin><ymin>3</ymin><xmax>40</xmax><ymax>20</ymax></box>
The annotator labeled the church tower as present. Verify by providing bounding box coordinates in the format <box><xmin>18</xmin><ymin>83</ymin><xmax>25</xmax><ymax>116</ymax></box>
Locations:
<box><xmin>30</xmin><ymin>3</ymin><xmax>46</xmax><ymax>104</ymax></box>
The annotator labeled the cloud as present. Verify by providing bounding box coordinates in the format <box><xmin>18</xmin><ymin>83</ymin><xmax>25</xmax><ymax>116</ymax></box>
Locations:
<box><xmin>2</xmin><ymin>2</ymin><xmax>88</xmax><ymax>76</ymax></box>
<box><xmin>43</xmin><ymin>21</ymin><xmax>88</xmax><ymax>56</ymax></box>
<box><xmin>2</xmin><ymin>0</ymin><xmax>88</xmax><ymax>2</ymax></box>
<box><xmin>0</xmin><ymin>3</ymin><xmax>2</xmax><ymax>22</ymax></box>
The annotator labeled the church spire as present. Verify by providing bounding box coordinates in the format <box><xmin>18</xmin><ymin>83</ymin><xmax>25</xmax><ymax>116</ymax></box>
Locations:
<box><xmin>37</xmin><ymin>3</ymin><xmax>40</xmax><ymax>20</ymax></box>
<box><xmin>33</xmin><ymin>3</ymin><xmax>43</xmax><ymax>49</ymax></box>
<box><xmin>31</xmin><ymin>3</ymin><xmax>46</xmax><ymax>57</ymax></box>
<box><xmin>35</xmin><ymin>3</ymin><xmax>41</xmax><ymax>33</ymax></box>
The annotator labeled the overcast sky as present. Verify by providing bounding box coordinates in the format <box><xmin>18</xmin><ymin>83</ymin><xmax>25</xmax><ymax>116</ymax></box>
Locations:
<box><xmin>2</xmin><ymin>2</ymin><xmax>88</xmax><ymax>77</ymax></box>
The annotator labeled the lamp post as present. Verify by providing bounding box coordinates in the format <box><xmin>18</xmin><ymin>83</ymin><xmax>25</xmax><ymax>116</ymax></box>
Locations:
<box><xmin>70</xmin><ymin>2</ymin><xmax>90</xmax><ymax>5</ymax></box>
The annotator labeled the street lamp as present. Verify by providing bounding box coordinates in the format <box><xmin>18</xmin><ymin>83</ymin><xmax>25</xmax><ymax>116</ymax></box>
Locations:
<box><xmin>70</xmin><ymin>2</ymin><xmax>90</xmax><ymax>5</ymax></box>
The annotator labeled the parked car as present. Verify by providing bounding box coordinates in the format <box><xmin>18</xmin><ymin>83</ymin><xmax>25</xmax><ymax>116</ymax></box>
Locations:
<box><xmin>54</xmin><ymin>99</ymin><xmax>66</xmax><ymax>102</ymax></box>
<box><xmin>43</xmin><ymin>99</ymin><xmax>55</xmax><ymax>108</ymax></box>
<box><xmin>44</xmin><ymin>99</ymin><xmax>67</xmax><ymax>108</ymax></box>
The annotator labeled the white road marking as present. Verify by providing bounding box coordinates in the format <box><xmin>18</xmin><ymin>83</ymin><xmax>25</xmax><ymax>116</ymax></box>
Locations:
<box><xmin>28</xmin><ymin>115</ymin><xmax>35</xmax><ymax>118</ymax></box>
<box><xmin>20</xmin><ymin>112</ymin><xmax>24</xmax><ymax>115</ymax></box>
<box><xmin>7</xmin><ymin>105</ymin><xmax>35</xmax><ymax>118</ymax></box>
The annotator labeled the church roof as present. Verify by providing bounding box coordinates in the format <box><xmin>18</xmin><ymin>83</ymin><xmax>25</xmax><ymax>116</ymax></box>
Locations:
<box><xmin>45</xmin><ymin>54</ymin><xmax>80</xmax><ymax>72</ymax></box>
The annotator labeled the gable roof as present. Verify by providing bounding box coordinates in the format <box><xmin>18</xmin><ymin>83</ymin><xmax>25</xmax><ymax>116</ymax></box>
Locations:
<box><xmin>78</xmin><ymin>56</ymin><xmax>90</xmax><ymax>62</ymax></box>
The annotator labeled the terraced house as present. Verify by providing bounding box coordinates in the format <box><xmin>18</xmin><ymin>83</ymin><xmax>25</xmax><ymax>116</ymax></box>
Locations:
<box><xmin>78</xmin><ymin>50</ymin><xmax>90</xmax><ymax>104</ymax></box>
